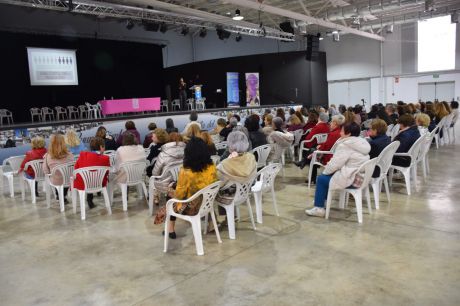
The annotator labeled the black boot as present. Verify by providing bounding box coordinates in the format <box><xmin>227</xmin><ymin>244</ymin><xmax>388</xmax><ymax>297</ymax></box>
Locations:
<box><xmin>35</xmin><ymin>182</ymin><xmax>39</xmax><ymax>197</ymax></box>
<box><xmin>294</xmin><ymin>159</ymin><xmax>307</xmax><ymax>170</ymax></box>
<box><xmin>87</xmin><ymin>194</ymin><xmax>96</xmax><ymax>209</ymax></box>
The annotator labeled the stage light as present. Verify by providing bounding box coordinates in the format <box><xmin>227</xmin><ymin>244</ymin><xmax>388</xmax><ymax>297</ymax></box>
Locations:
<box><xmin>235</xmin><ymin>33</ymin><xmax>242</xmax><ymax>42</ymax></box>
<box><xmin>199</xmin><ymin>27</ymin><xmax>207</xmax><ymax>38</ymax></box>
<box><xmin>126</xmin><ymin>20</ymin><xmax>134</xmax><ymax>30</ymax></box>
<box><xmin>180</xmin><ymin>26</ymin><xmax>189</xmax><ymax>36</ymax></box>
<box><xmin>331</xmin><ymin>29</ymin><xmax>338</xmax><ymax>34</ymax></box>
<box><xmin>425</xmin><ymin>0</ymin><xmax>436</xmax><ymax>12</ymax></box>
<box><xmin>232</xmin><ymin>9</ymin><xmax>244</xmax><ymax>21</ymax></box>
<box><xmin>160</xmin><ymin>22</ymin><xmax>168</xmax><ymax>33</ymax></box>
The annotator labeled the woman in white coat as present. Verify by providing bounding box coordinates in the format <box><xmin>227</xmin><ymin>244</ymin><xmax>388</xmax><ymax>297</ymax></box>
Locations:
<box><xmin>112</xmin><ymin>132</ymin><xmax>146</xmax><ymax>184</ymax></box>
<box><xmin>305</xmin><ymin>122</ymin><xmax>370</xmax><ymax>217</ymax></box>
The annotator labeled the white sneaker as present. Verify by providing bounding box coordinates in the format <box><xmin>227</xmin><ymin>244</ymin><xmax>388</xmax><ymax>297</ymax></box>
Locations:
<box><xmin>305</xmin><ymin>207</ymin><xmax>325</xmax><ymax>217</ymax></box>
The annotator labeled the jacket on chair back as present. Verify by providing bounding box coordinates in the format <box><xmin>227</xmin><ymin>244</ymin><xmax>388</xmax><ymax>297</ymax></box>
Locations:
<box><xmin>73</xmin><ymin>151</ymin><xmax>110</xmax><ymax>190</ymax></box>
<box><xmin>323</xmin><ymin>137</ymin><xmax>371</xmax><ymax>190</ymax></box>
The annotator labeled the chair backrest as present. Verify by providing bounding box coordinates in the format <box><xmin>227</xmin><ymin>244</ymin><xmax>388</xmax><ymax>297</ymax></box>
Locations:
<box><xmin>386</xmin><ymin>124</ymin><xmax>394</xmax><ymax>136</ymax></box>
<box><xmin>211</xmin><ymin>155</ymin><xmax>220</xmax><ymax>165</ymax></box>
<box><xmin>78</xmin><ymin>105</ymin><xmax>88</xmax><ymax>112</ymax></box>
<box><xmin>256</xmin><ymin>163</ymin><xmax>282</xmax><ymax>192</ymax></box>
<box><xmin>67</xmin><ymin>106</ymin><xmax>77</xmax><ymax>111</ymax></box>
<box><xmin>419</xmin><ymin>127</ymin><xmax>438</xmax><ymax>160</ymax></box>
<box><xmin>292</xmin><ymin>129</ymin><xmax>304</xmax><ymax>146</ymax></box>
<box><xmin>103</xmin><ymin>150</ymin><xmax>115</xmax><ymax>155</ymax></box>
<box><xmin>314</xmin><ymin>133</ymin><xmax>328</xmax><ymax>144</ymax></box>
<box><xmin>354</xmin><ymin>158</ymin><xmax>379</xmax><ymax>190</ymax></box>
<box><xmin>166</xmin><ymin>163</ymin><xmax>182</xmax><ymax>182</ymax></box>
<box><xmin>193</xmin><ymin>181</ymin><xmax>221</xmax><ymax>217</ymax></box>
<box><xmin>252</xmin><ymin>144</ymin><xmax>271</xmax><ymax>168</ymax></box>
<box><xmin>42</xmin><ymin>107</ymin><xmax>53</xmax><ymax>114</ymax></box>
<box><xmin>50</xmin><ymin>161</ymin><xmax>75</xmax><ymax>187</ymax></box>
<box><xmin>161</xmin><ymin>100</ymin><xmax>168</xmax><ymax>105</ymax></box>
<box><xmin>24</xmin><ymin>159</ymin><xmax>45</xmax><ymax>181</ymax></box>
<box><xmin>55</xmin><ymin>106</ymin><xmax>65</xmax><ymax>112</ymax></box>
<box><xmin>443</xmin><ymin>113</ymin><xmax>454</xmax><ymax>128</ymax></box>
<box><xmin>120</xmin><ymin>161</ymin><xmax>146</xmax><ymax>184</ymax></box>
<box><xmin>211</xmin><ymin>134</ymin><xmax>221</xmax><ymax>144</ymax></box>
<box><xmin>390</xmin><ymin>124</ymin><xmax>400</xmax><ymax>140</ymax></box>
<box><xmin>376</xmin><ymin>141</ymin><xmax>400</xmax><ymax>178</ymax></box>
<box><xmin>232</xmin><ymin>178</ymin><xmax>256</xmax><ymax>206</ymax></box>
<box><xmin>30</xmin><ymin>108</ymin><xmax>41</xmax><ymax>115</ymax></box>
<box><xmin>2</xmin><ymin>155</ymin><xmax>25</xmax><ymax>171</ymax></box>
<box><xmin>407</xmin><ymin>136</ymin><xmax>425</xmax><ymax>166</ymax></box>
<box><xmin>215</xmin><ymin>141</ymin><xmax>228</xmax><ymax>151</ymax></box>
<box><xmin>73</xmin><ymin>166</ymin><xmax>110</xmax><ymax>192</ymax></box>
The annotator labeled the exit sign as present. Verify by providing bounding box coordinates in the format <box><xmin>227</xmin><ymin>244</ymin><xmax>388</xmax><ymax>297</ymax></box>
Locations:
<box><xmin>433</xmin><ymin>74</ymin><xmax>440</xmax><ymax>78</ymax></box>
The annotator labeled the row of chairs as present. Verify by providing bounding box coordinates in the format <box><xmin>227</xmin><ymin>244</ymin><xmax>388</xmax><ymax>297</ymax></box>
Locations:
<box><xmin>30</xmin><ymin>103</ymin><xmax>101</xmax><ymax>122</ymax></box>
<box><xmin>160</xmin><ymin>98</ymin><xmax>206</xmax><ymax>112</ymax></box>
<box><xmin>0</xmin><ymin>109</ymin><xmax>14</xmax><ymax>125</ymax></box>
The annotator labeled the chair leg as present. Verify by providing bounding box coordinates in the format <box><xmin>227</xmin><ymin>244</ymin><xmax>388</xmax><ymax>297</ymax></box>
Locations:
<box><xmin>191</xmin><ymin>217</ymin><xmax>204</xmax><ymax>256</ymax></box>
<box><xmin>403</xmin><ymin>169</ymin><xmax>411</xmax><ymax>195</ymax></box>
<box><xmin>371</xmin><ymin>182</ymin><xmax>380</xmax><ymax>210</ymax></box>
<box><xmin>164</xmin><ymin>213</ymin><xmax>170</xmax><ymax>253</ymax></box>
<box><xmin>102</xmin><ymin>188</ymin><xmax>112</xmax><ymax>215</ymax></box>
<box><xmin>421</xmin><ymin>158</ymin><xmax>427</xmax><ymax>181</ymax></box>
<box><xmin>223</xmin><ymin>204</ymin><xmax>236</xmax><ymax>240</ymax></box>
<box><xmin>307</xmin><ymin>164</ymin><xmax>313</xmax><ymax>189</ymax></box>
<box><xmin>365</xmin><ymin>187</ymin><xmax>372</xmax><ymax>214</ymax></box>
<box><xmin>246</xmin><ymin>199</ymin><xmax>256</xmax><ymax>230</ymax></box>
<box><xmin>7</xmin><ymin>175</ymin><xmax>14</xmax><ymax>198</ymax></box>
<box><xmin>271</xmin><ymin>187</ymin><xmax>279</xmax><ymax>216</ymax></box>
<box><xmin>72</xmin><ymin>188</ymin><xmax>77</xmax><ymax>214</ymax></box>
<box><xmin>46</xmin><ymin>181</ymin><xmax>51</xmax><ymax>208</ymax></box>
<box><xmin>354</xmin><ymin>192</ymin><xmax>363</xmax><ymax>223</ymax></box>
<box><xmin>210</xmin><ymin>211</ymin><xmax>222</xmax><ymax>244</ymax></box>
<box><xmin>30</xmin><ymin>180</ymin><xmax>36</xmax><ymax>204</ymax></box>
<box><xmin>79</xmin><ymin>191</ymin><xmax>86</xmax><ymax>220</ymax></box>
<box><xmin>141</xmin><ymin>183</ymin><xmax>148</xmax><ymax>201</ymax></box>
<box><xmin>20</xmin><ymin>176</ymin><xmax>25</xmax><ymax>200</ymax></box>
<box><xmin>148</xmin><ymin>187</ymin><xmax>154</xmax><ymax>216</ymax></box>
<box><xmin>58</xmin><ymin>186</ymin><xmax>65</xmax><ymax>213</ymax></box>
<box><xmin>253</xmin><ymin>191</ymin><xmax>263</xmax><ymax>224</ymax></box>
<box><xmin>383</xmin><ymin>177</ymin><xmax>391</xmax><ymax>204</ymax></box>
<box><xmin>120</xmin><ymin>184</ymin><xmax>128</xmax><ymax>211</ymax></box>
<box><xmin>325</xmin><ymin>190</ymin><xmax>333</xmax><ymax>219</ymax></box>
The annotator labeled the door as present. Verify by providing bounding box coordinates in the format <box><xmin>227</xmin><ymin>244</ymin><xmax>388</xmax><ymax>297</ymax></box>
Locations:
<box><xmin>436</xmin><ymin>81</ymin><xmax>455</xmax><ymax>101</ymax></box>
<box><xmin>418</xmin><ymin>82</ymin><xmax>436</xmax><ymax>102</ymax></box>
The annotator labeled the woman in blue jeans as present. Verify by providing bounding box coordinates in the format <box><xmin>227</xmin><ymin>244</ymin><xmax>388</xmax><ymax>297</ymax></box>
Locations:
<box><xmin>306</xmin><ymin>122</ymin><xmax>371</xmax><ymax>217</ymax></box>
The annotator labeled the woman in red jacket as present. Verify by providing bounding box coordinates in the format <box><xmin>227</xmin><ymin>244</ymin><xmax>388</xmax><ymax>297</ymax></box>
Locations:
<box><xmin>74</xmin><ymin>137</ymin><xmax>110</xmax><ymax>209</ymax></box>
<box><xmin>19</xmin><ymin>136</ymin><xmax>47</xmax><ymax>197</ymax></box>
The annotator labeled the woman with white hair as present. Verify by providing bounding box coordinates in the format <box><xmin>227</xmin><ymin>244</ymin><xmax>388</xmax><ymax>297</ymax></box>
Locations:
<box><xmin>267</xmin><ymin>117</ymin><xmax>294</xmax><ymax>162</ymax></box>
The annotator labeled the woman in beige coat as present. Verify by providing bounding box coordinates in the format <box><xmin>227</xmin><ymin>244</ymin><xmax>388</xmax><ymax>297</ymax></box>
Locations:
<box><xmin>267</xmin><ymin>117</ymin><xmax>294</xmax><ymax>162</ymax></box>
<box><xmin>112</xmin><ymin>132</ymin><xmax>146</xmax><ymax>184</ymax></box>
<box><xmin>306</xmin><ymin>122</ymin><xmax>370</xmax><ymax>217</ymax></box>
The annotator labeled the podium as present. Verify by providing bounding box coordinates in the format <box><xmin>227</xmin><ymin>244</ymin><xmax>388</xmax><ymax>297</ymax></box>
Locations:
<box><xmin>189</xmin><ymin>84</ymin><xmax>203</xmax><ymax>100</ymax></box>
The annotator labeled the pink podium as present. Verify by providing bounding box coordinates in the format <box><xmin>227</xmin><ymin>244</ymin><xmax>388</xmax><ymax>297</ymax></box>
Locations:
<box><xmin>99</xmin><ymin>97</ymin><xmax>161</xmax><ymax>115</ymax></box>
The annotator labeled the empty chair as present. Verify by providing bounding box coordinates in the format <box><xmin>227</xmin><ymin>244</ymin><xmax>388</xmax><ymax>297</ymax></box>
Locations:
<box><xmin>441</xmin><ymin>113</ymin><xmax>454</xmax><ymax>145</ymax></box>
<box><xmin>160</xmin><ymin>100</ymin><xmax>169</xmax><ymax>112</ymax></box>
<box><xmin>109</xmin><ymin>161</ymin><xmax>148</xmax><ymax>212</ymax></box>
<box><xmin>45</xmin><ymin>161</ymin><xmax>75</xmax><ymax>212</ymax></box>
<box><xmin>148</xmin><ymin>163</ymin><xmax>182</xmax><ymax>216</ymax></box>
<box><xmin>41</xmin><ymin>107</ymin><xmax>55</xmax><ymax>121</ymax></box>
<box><xmin>71</xmin><ymin>166</ymin><xmax>111</xmax><ymax>220</ymax></box>
<box><xmin>388</xmin><ymin>136</ymin><xmax>425</xmax><ymax>195</ymax></box>
<box><xmin>54</xmin><ymin>106</ymin><xmax>68</xmax><ymax>120</ymax></box>
<box><xmin>1</xmin><ymin>155</ymin><xmax>25</xmax><ymax>198</ymax></box>
<box><xmin>252</xmin><ymin>144</ymin><xmax>271</xmax><ymax>169</ymax></box>
<box><xmin>20</xmin><ymin>160</ymin><xmax>46</xmax><ymax>204</ymax></box>
<box><xmin>78</xmin><ymin>105</ymin><xmax>89</xmax><ymax>119</ymax></box>
<box><xmin>85</xmin><ymin>102</ymin><xmax>99</xmax><ymax>119</ymax></box>
<box><xmin>325</xmin><ymin>158</ymin><xmax>379</xmax><ymax>224</ymax></box>
<box><xmin>0</xmin><ymin>109</ymin><xmax>13</xmax><ymax>125</ymax></box>
<box><xmin>251</xmin><ymin>163</ymin><xmax>282</xmax><ymax>224</ymax></box>
<box><xmin>186</xmin><ymin>98</ymin><xmax>195</xmax><ymax>110</ymax></box>
<box><xmin>216</xmin><ymin>179</ymin><xmax>257</xmax><ymax>240</ymax></box>
<box><xmin>171</xmin><ymin>99</ymin><xmax>181</xmax><ymax>111</ymax></box>
<box><xmin>30</xmin><ymin>108</ymin><xmax>42</xmax><ymax>122</ymax></box>
<box><xmin>67</xmin><ymin>106</ymin><xmax>79</xmax><ymax>119</ymax></box>
<box><xmin>370</xmin><ymin>141</ymin><xmax>400</xmax><ymax>210</ymax></box>
<box><xmin>298</xmin><ymin>133</ymin><xmax>328</xmax><ymax>162</ymax></box>
<box><xmin>195</xmin><ymin>98</ymin><xmax>206</xmax><ymax>110</ymax></box>
<box><xmin>164</xmin><ymin>182</ymin><xmax>222</xmax><ymax>256</ymax></box>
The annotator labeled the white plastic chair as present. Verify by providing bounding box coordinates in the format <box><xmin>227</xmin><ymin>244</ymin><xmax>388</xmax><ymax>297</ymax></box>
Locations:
<box><xmin>41</xmin><ymin>107</ymin><xmax>55</xmax><ymax>121</ymax></box>
<box><xmin>388</xmin><ymin>136</ymin><xmax>425</xmax><ymax>195</ymax></box>
<box><xmin>164</xmin><ymin>181</ymin><xmax>222</xmax><ymax>256</ymax></box>
<box><xmin>386</xmin><ymin>124</ymin><xmax>394</xmax><ymax>137</ymax></box>
<box><xmin>251</xmin><ymin>163</ymin><xmax>282</xmax><ymax>224</ymax></box>
<box><xmin>211</xmin><ymin>155</ymin><xmax>220</xmax><ymax>165</ymax></box>
<box><xmin>307</xmin><ymin>141</ymin><xmax>340</xmax><ymax>189</ymax></box>
<box><xmin>109</xmin><ymin>161</ymin><xmax>148</xmax><ymax>211</ymax></box>
<box><xmin>71</xmin><ymin>166</ymin><xmax>111</xmax><ymax>220</ymax></box>
<box><xmin>390</xmin><ymin>124</ymin><xmax>400</xmax><ymax>141</ymax></box>
<box><xmin>370</xmin><ymin>141</ymin><xmax>400</xmax><ymax>210</ymax></box>
<box><xmin>252</xmin><ymin>144</ymin><xmax>271</xmax><ymax>169</ymax></box>
<box><xmin>67</xmin><ymin>106</ymin><xmax>79</xmax><ymax>119</ymax></box>
<box><xmin>211</xmin><ymin>134</ymin><xmax>221</xmax><ymax>144</ymax></box>
<box><xmin>0</xmin><ymin>109</ymin><xmax>13</xmax><ymax>125</ymax></box>
<box><xmin>325</xmin><ymin>158</ymin><xmax>378</xmax><ymax>224</ymax></box>
<box><xmin>172</xmin><ymin>99</ymin><xmax>181</xmax><ymax>111</ymax></box>
<box><xmin>78</xmin><ymin>105</ymin><xmax>89</xmax><ymax>119</ymax></box>
<box><xmin>196</xmin><ymin>98</ymin><xmax>206</xmax><ymax>110</ymax></box>
<box><xmin>416</xmin><ymin>128</ymin><xmax>438</xmax><ymax>180</ymax></box>
<box><xmin>148</xmin><ymin>163</ymin><xmax>182</xmax><ymax>216</ymax></box>
<box><xmin>45</xmin><ymin>161</ymin><xmax>75</xmax><ymax>212</ymax></box>
<box><xmin>447</xmin><ymin>114</ymin><xmax>457</xmax><ymax>144</ymax></box>
<box><xmin>186</xmin><ymin>98</ymin><xmax>195</xmax><ymax>110</ymax></box>
<box><xmin>160</xmin><ymin>100</ymin><xmax>169</xmax><ymax>112</ymax></box>
<box><xmin>216</xmin><ymin>178</ymin><xmax>257</xmax><ymax>240</ymax></box>
<box><xmin>103</xmin><ymin>151</ymin><xmax>116</xmax><ymax>166</ymax></box>
<box><xmin>442</xmin><ymin>114</ymin><xmax>454</xmax><ymax>145</ymax></box>
<box><xmin>289</xmin><ymin>129</ymin><xmax>304</xmax><ymax>160</ymax></box>
<box><xmin>215</xmin><ymin>141</ymin><xmax>228</xmax><ymax>151</ymax></box>
<box><xmin>1</xmin><ymin>155</ymin><xmax>25</xmax><ymax>198</ymax></box>
<box><xmin>30</xmin><ymin>108</ymin><xmax>42</xmax><ymax>122</ymax></box>
<box><xmin>298</xmin><ymin>133</ymin><xmax>328</xmax><ymax>162</ymax></box>
<box><xmin>55</xmin><ymin>106</ymin><xmax>68</xmax><ymax>120</ymax></box>
<box><xmin>20</xmin><ymin>159</ymin><xmax>46</xmax><ymax>204</ymax></box>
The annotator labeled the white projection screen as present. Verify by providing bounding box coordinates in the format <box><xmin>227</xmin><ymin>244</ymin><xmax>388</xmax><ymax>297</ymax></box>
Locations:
<box><xmin>27</xmin><ymin>47</ymin><xmax>78</xmax><ymax>86</ymax></box>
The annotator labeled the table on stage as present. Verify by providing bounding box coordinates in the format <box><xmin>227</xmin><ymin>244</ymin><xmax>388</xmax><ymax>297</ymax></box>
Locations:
<box><xmin>99</xmin><ymin>97</ymin><xmax>161</xmax><ymax>116</ymax></box>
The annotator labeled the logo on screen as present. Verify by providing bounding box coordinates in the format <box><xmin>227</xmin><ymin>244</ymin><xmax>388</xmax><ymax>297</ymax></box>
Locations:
<box><xmin>132</xmin><ymin>98</ymin><xmax>139</xmax><ymax>109</ymax></box>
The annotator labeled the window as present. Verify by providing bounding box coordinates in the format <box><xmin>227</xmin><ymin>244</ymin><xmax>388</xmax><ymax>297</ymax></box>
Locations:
<box><xmin>418</xmin><ymin>15</ymin><xmax>456</xmax><ymax>72</ymax></box>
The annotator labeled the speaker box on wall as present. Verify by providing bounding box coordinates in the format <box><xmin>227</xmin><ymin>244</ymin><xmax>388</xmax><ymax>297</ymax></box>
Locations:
<box><xmin>306</xmin><ymin>34</ymin><xmax>320</xmax><ymax>61</ymax></box>
<box><xmin>279</xmin><ymin>21</ymin><xmax>294</xmax><ymax>34</ymax></box>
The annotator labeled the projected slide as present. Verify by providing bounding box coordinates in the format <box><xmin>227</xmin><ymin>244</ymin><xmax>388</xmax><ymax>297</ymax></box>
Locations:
<box><xmin>27</xmin><ymin>47</ymin><xmax>78</xmax><ymax>86</ymax></box>
<box><xmin>226</xmin><ymin>72</ymin><xmax>240</xmax><ymax>107</ymax></box>
<box><xmin>245</xmin><ymin>72</ymin><xmax>260</xmax><ymax>106</ymax></box>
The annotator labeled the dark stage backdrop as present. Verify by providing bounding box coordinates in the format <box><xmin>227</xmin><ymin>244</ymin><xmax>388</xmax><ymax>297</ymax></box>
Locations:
<box><xmin>0</xmin><ymin>31</ymin><xmax>164</xmax><ymax>122</ymax></box>
<box><xmin>164</xmin><ymin>51</ymin><xmax>328</xmax><ymax>108</ymax></box>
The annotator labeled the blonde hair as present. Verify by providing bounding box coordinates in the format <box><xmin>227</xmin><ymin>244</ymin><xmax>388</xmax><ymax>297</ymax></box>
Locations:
<box><xmin>265</xmin><ymin>114</ymin><xmax>273</xmax><ymax>125</ymax></box>
<box><xmin>48</xmin><ymin>134</ymin><xmax>69</xmax><ymax>159</ymax></box>
<box><xmin>200</xmin><ymin>131</ymin><xmax>214</xmax><ymax>146</ymax></box>
<box><xmin>185</xmin><ymin>123</ymin><xmax>201</xmax><ymax>139</ymax></box>
<box><xmin>65</xmin><ymin>129</ymin><xmax>81</xmax><ymax>147</ymax></box>
<box><xmin>289</xmin><ymin>115</ymin><xmax>301</xmax><ymax>125</ymax></box>
<box><xmin>416</xmin><ymin>113</ymin><xmax>430</xmax><ymax>128</ymax></box>
<box><xmin>153</xmin><ymin>128</ymin><xmax>169</xmax><ymax>144</ymax></box>
<box><xmin>31</xmin><ymin>136</ymin><xmax>45</xmax><ymax>149</ymax></box>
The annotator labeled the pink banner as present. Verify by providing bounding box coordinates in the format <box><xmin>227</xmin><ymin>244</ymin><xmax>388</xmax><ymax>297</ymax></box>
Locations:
<box><xmin>99</xmin><ymin>97</ymin><xmax>161</xmax><ymax>115</ymax></box>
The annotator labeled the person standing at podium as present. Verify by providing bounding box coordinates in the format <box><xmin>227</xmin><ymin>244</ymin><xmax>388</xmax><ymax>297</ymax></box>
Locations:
<box><xmin>178</xmin><ymin>77</ymin><xmax>187</xmax><ymax>110</ymax></box>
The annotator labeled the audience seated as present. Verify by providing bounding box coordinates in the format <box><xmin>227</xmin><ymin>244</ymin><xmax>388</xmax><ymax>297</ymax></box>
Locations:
<box><xmin>43</xmin><ymin>134</ymin><xmax>74</xmax><ymax>203</ymax></box>
<box><xmin>353</xmin><ymin>105</ymin><xmax>363</xmax><ymax>125</ymax></box>
<box><xmin>200</xmin><ymin>132</ymin><xmax>217</xmax><ymax>156</ymax></box>
<box><xmin>220</xmin><ymin>117</ymin><xmax>237</xmax><ymax>141</ymax></box>
<box><xmin>143</xmin><ymin>122</ymin><xmax>157</xmax><ymax>148</ymax></box>
<box><xmin>302</xmin><ymin>110</ymin><xmax>319</xmax><ymax>133</ymax></box>
<box><xmin>367</xmin><ymin>105</ymin><xmax>379</xmax><ymax>120</ymax></box>
<box><xmin>305</xmin><ymin>122</ymin><xmax>370</xmax><ymax>217</ymax></box>
<box><xmin>96</xmin><ymin>126</ymin><xmax>118</xmax><ymax>151</ymax></box>
<box><xmin>66</xmin><ymin>129</ymin><xmax>86</xmax><ymax>155</ymax></box>
<box><xmin>210</xmin><ymin>118</ymin><xmax>227</xmax><ymax>135</ymax></box>
<box><xmin>294</xmin><ymin>111</ymin><xmax>305</xmax><ymax>124</ymax></box>
<box><xmin>376</xmin><ymin>108</ymin><xmax>392</xmax><ymax>125</ymax></box>
<box><xmin>165</xmin><ymin>118</ymin><xmax>179</xmax><ymax>134</ymax></box>
<box><xmin>117</xmin><ymin>121</ymin><xmax>141</xmax><ymax>146</ymax></box>
<box><xmin>367</xmin><ymin>119</ymin><xmax>391</xmax><ymax>177</ymax></box>
<box><xmin>287</xmin><ymin>115</ymin><xmax>304</xmax><ymax>132</ymax></box>
<box><xmin>182</xmin><ymin>111</ymin><xmax>201</xmax><ymax>134</ymax></box>
<box><xmin>343</xmin><ymin>110</ymin><xmax>355</xmax><ymax>125</ymax></box>
<box><xmin>147</xmin><ymin>128</ymin><xmax>169</xmax><ymax>166</ymax></box>
<box><xmin>74</xmin><ymin>137</ymin><xmax>110</xmax><ymax>209</ymax></box>
<box><xmin>156</xmin><ymin>137</ymin><xmax>218</xmax><ymax>239</ymax></box>
<box><xmin>451</xmin><ymin>101</ymin><xmax>459</xmax><ymax>125</ymax></box>
<box><xmin>19</xmin><ymin>136</ymin><xmax>47</xmax><ymax>197</ymax></box>
<box><xmin>267</xmin><ymin>117</ymin><xmax>294</xmax><ymax>162</ymax></box>
<box><xmin>262</xmin><ymin>114</ymin><xmax>274</xmax><ymax>136</ymax></box>
<box><xmin>392</xmin><ymin>114</ymin><xmax>421</xmax><ymax>167</ymax></box>
<box><xmin>245</xmin><ymin>114</ymin><xmax>268</xmax><ymax>149</ymax></box>
<box><xmin>184</xmin><ymin>122</ymin><xmax>202</xmax><ymax>142</ymax></box>
<box><xmin>261</xmin><ymin>109</ymin><xmax>272</xmax><ymax>128</ymax></box>
<box><xmin>276</xmin><ymin>108</ymin><xmax>286</xmax><ymax>123</ymax></box>
<box><xmin>386</xmin><ymin>104</ymin><xmax>399</xmax><ymax>124</ymax></box>
<box><xmin>415</xmin><ymin>113</ymin><xmax>431</xmax><ymax>136</ymax></box>
<box><xmin>328</xmin><ymin>104</ymin><xmax>339</xmax><ymax>116</ymax></box>
<box><xmin>112</xmin><ymin>132</ymin><xmax>146</xmax><ymax>184</ymax></box>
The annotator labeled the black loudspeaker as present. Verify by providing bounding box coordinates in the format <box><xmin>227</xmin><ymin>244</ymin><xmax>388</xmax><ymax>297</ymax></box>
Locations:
<box><xmin>279</xmin><ymin>21</ymin><xmax>294</xmax><ymax>34</ymax></box>
<box><xmin>306</xmin><ymin>34</ymin><xmax>320</xmax><ymax>61</ymax></box>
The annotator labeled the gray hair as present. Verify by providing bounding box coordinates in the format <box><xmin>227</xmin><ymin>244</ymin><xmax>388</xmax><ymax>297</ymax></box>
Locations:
<box><xmin>227</xmin><ymin>131</ymin><xmax>249</xmax><ymax>153</ymax></box>
<box><xmin>229</xmin><ymin>117</ymin><xmax>238</xmax><ymax>127</ymax></box>
<box><xmin>319</xmin><ymin>112</ymin><xmax>329</xmax><ymax>123</ymax></box>
<box><xmin>331</xmin><ymin>114</ymin><xmax>345</xmax><ymax>126</ymax></box>
<box><xmin>189</xmin><ymin>111</ymin><xmax>198</xmax><ymax>121</ymax></box>
<box><xmin>272</xmin><ymin>117</ymin><xmax>283</xmax><ymax>130</ymax></box>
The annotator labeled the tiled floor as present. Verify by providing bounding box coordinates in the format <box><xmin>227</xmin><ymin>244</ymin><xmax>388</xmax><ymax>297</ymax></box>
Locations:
<box><xmin>1</xmin><ymin>136</ymin><xmax>459</xmax><ymax>305</ymax></box>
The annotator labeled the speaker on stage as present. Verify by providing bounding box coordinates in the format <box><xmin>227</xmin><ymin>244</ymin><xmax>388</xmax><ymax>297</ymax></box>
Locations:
<box><xmin>306</xmin><ymin>34</ymin><xmax>320</xmax><ymax>61</ymax></box>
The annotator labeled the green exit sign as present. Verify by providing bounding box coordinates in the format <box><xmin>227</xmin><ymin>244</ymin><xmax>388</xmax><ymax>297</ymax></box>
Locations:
<box><xmin>433</xmin><ymin>74</ymin><xmax>440</xmax><ymax>78</ymax></box>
